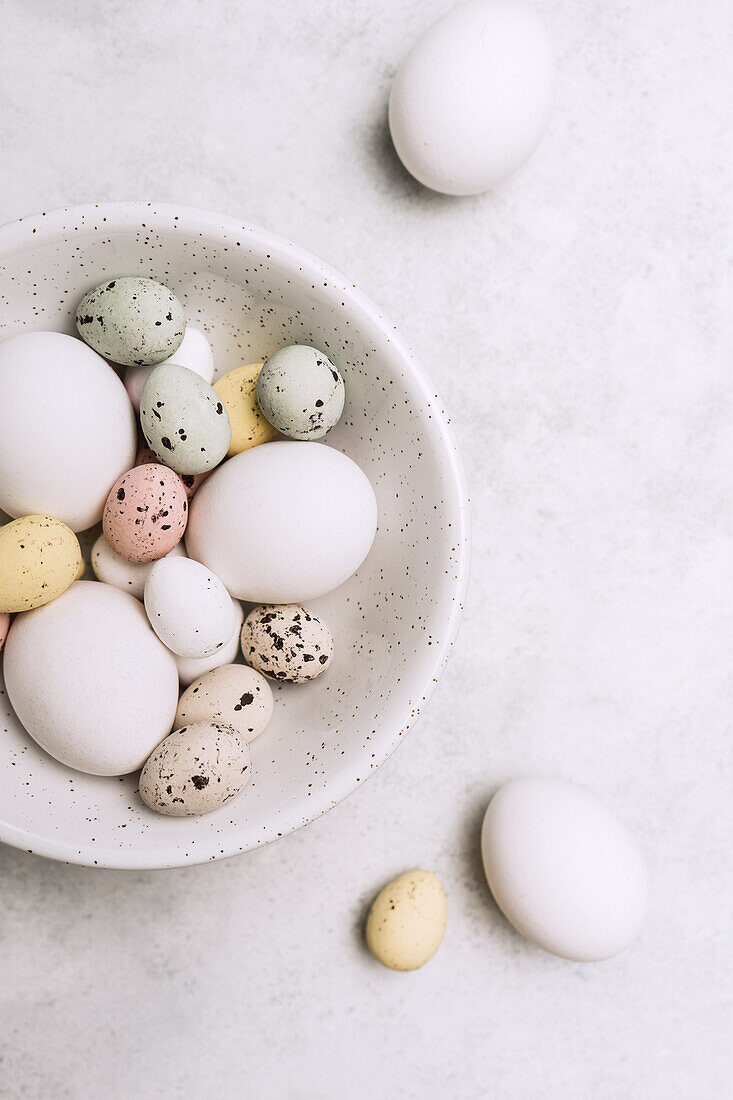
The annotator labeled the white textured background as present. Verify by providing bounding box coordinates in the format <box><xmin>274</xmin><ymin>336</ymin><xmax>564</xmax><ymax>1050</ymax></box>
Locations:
<box><xmin>1</xmin><ymin>1</ymin><xmax>731</xmax><ymax>1097</ymax></box>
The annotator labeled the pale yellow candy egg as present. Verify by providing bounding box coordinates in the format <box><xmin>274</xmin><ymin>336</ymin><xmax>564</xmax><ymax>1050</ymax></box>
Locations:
<box><xmin>0</xmin><ymin>514</ymin><xmax>82</xmax><ymax>613</ymax></box>
<box><xmin>213</xmin><ymin>362</ymin><xmax>278</xmax><ymax>456</ymax></box>
<box><xmin>366</xmin><ymin>870</ymin><xmax>447</xmax><ymax>971</ymax></box>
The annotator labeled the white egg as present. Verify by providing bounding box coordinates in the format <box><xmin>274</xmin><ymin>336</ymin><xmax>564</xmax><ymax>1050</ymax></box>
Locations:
<box><xmin>144</xmin><ymin>556</ymin><xmax>235</xmax><ymax>658</ymax></box>
<box><xmin>124</xmin><ymin>325</ymin><xmax>215</xmax><ymax>412</ymax></box>
<box><xmin>481</xmin><ymin>777</ymin><xmax>649</xmax><ymax>961</ymax></box>
<box><xmin>389</xmin><ymin>0</ymin><xmax>556</xmax><ymax>196</ymax></box>
<box><xmin>0</xmin><ymin>332</ymin><xmax>137</xmax><ymax>531</ymax></box>
<box><xmin>91</xmin><ymin>534</ymin><xmax>186</xmax><ymax>600</ymax></box>
<box><xmin>185</xmin><ymin>441</ymin><xmax>377</xmax><ymax>603</ymax></box>
<box><xmin>173</xmin><ymin>598</ymin><xmax>244</xmax><ymax>687</ymax></box>
<box><xmin>3</xmin><ymin>581</ymin><xmax>178</xmax><ymax>776</ymax></box>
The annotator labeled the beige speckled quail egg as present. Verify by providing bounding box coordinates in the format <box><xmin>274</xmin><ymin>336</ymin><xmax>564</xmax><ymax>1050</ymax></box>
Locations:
<box><xmin>175</xmin><ymin>663</ymin><xmax>273</xmax><ymax>743</ymax></box>
<box><xmin>139</xmin><ymin>721</ymin><xmax>251</xmax><ymax>816</ymax></box>
<box><xmin>76</xmin><ymin>276</ymin><xmax>185</xmax><ymax>366</ymax></box>
<box><xmin>241</xmin><ymin>603</ymin><xmax>334</xmax><ymax>683</ymax></box>
<box><xmin>366</xmin><ymin>870</ymin><xmax>447</xmax><ymax>971</ymax></box>
<box><xmin>256</xmin><ymin>345</ymin><xmax>345</xmax><ymax>440</ymax></box>
<box><xmin>140</xmin><ymin>363</ymin><xmax>231</xmax><ymax>476</ymax></box>
<box><xmin>144</xmin><ymin>556</ymin><xmax>235</xmax><ymax>658</ymax></box>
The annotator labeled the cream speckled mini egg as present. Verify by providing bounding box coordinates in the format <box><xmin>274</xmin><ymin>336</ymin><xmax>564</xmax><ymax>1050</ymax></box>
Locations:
<box><xmin>76</xmin><ymin>276</ymin><xmax>185</xmax><ymax>366</ymax></box>
<box><xmin>144</xmin><ymin>555</ymin><xmax>235</xmax><ymax>658</ymax></box>
<box><xmin>256</xmin><ymin>345</ymin><xmax>345</xmax><ymax>440</ymax></box>
<box><xmin>241</xmin><ymin>603</ymin><xmax>334</xmax><ymax>683</ymax></box>
<box><xmin>124</xmin><ymin>325</ymin><xmax>214</xmax><ymax>411</ymax></box>
<box><xmin>102</xmin><ymin>464</ymin><xmax>188</xmax><ymax>564</ymax></box>
<box><xmin>366</xmin><ymin>870</ymin><xmax>447</xmax><ymax>971</ymax></box>
<box><xmin>139</xmin><ymin>721</ymin><xmax>251</xmax><ymax>817</ymax></box>
<box><xmin>140</xmin><ymin>363</ymin><xmax>231</xmax><ymax>476</ymax></box>
<box><xmin>175</xmin><ymin>663</ymin><xmax>273</xmax><ymax>743</ymax></box>
<box><xmin>213</xmin><ymin>362</ymin><xmax>278</xmax><ymax>456</ymax></box>
<box><xmin>0</xmin><ymin>514</ymin><xmax>82</xmax><ymax>613</ymax></box>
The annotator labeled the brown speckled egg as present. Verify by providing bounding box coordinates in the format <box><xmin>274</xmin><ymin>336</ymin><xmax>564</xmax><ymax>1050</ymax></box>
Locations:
<box><xmin>0</xmin><ymin>612</ymin><xmax>9</xmax><ymax>651</ymax></box>
<box><xmin>135</xmin><ymin>440</ymin><xmax>207</xmax><ymax>500</ymax></box>
<box><xmin>240</xmin><ymin>603</ymin><xmax>334</xmax><ymax>683</ymax></box>
<box><xmin>103</xmin><ymin>464</ymin><xmax>187</xmax><ymax>564</ymax></box>
<box><xmin>138</xmin><ymin>721</ymin><xmax>251</xmax><ymax>816</ymax></box>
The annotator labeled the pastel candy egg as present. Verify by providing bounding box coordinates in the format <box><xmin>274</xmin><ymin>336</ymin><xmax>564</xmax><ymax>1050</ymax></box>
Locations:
<box><xmin>0</xmin><ymin>613</ymin><xmax>9</xmax><ymax>651</ymax></box>
<box><xmin>76</xmin><ymin>276</ymin><xmax>185</xmax><ymax>366</ymax></box>
<box><xmin>135</xmin><ymin>440</ymin><xmax>207</xmax><ymax>499</ymax></box>
<box><xmin>139</xmin><ymin>721</ymin><xmax>251</xmax><ymax>817</ymax></box>
<box><xmin>0</xmin><ymin>331</ymin><xmax>137</xmax><ymax>532</ymax></box>
<box><xmin>214</xmin><ymin>362</ymin><xmax>278</xmax><ymax>456</ymax></box>
<box><xmin>144</xmin><ymin>556</ymin><xmax>235</xmax><ymax>658</ymax></box>
<box><xmin>124</xmin><ymin>326</ymin><xmax>214</xmax><ymax>412</ymax></box>
<box><xmin>3</xmin><ymin>581</ymin><xmax>178</xmax><ymax>776</ymax></box>
<box><xmin>103</xmin><ymin>464</ymin><xmax>187</xmax><ymax>564</ymax></box>
<box><xmin>140</xmin><ymin>363</ymin><xmax>231</xmax><ymax>476</ymax></box>
<box><xmin>0</xmin><ymin>514</ymin><xmax>82</xmax><ymax>613</ymax></box>
<box><xmin>173</xmin><ymin>598</ymin><xmax>243</xmax><ymax>687</ymax></box>
<box><xmin>186</xmin><ymin>441</ymin><xmax>378</xmax><ymax>603</ymax></box>
<box><xmin>366</xmin><ymin>871</ymin><xmax>447</xmax><ymax>971</ymax></box>
<box><xmin>175</xmin><ymin>663</ymin><xmax>273</xmax><ymax>743</ymax></box>
<box><xmin>241</xmin><ymin>604</ymin><xmax>333</xmax><ymax>683</ymax></box>
<box><xmin>256</xmin><ymin>345</ymin><xmax>345</xmax><ymax>440</ymax></box>
<box><xmin>91</xmin><ymin>533</ymin><xmax>186</xmax><ymax>600</ymax></box>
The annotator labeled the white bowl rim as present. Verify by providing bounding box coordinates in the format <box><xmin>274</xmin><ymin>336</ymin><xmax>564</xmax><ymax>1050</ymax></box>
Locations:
<box><xmin>0</xmin><ymin>200</ymin><xmax>471</xmax><ymax>869</ymax></box>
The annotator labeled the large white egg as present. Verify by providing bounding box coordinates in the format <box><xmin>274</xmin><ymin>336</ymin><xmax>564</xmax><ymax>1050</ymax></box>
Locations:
<box><xmin>144</xmin><ymin>556</ymin><xmax>235</xmax><ymax>658</ymax></box>
<box><xmin>186</xmin><ymin>442</ymin><xmax>378</xmax><ymax>603</ymax></box>
<box><xmin>389</xmin><ymin>0</ymin><xmax>556</xmax><ymax>196</ymax></box>
<box><xmin>3</xmin><ymin>581</ymin><xmax>178</xmax><ymax>776</ymax></box>
<box><xmin>481</xmin><ymin>777</ymin><xmax>649</xmax><ymax>961</ymax></box>
<box><xmin>0</xmin><ymin>332</ymin><xmax>137</xmax><ymax>531</ymax></box>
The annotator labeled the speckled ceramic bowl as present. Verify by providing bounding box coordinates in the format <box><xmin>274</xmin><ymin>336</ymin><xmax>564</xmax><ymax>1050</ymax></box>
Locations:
<box><xmin>0</xmin><ymin>202</ymin><xmax>469</xmax><ymax>868</ymax></box>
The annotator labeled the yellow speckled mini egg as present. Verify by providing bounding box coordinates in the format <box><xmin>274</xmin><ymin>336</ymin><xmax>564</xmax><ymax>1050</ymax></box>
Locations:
<box><xmin>365</xmin><ymin>870</ymin><xmax>447</xmax><ymax>971</ymax></box>
<box><xmin>0</xmin><ymin>514</ymin><xmax>82</xmax><ymax>613</ymax></box>
<box><xmin>213</xmin><ymin>362</ymin><xmax>278</xmax><ymax>456</ymax></box>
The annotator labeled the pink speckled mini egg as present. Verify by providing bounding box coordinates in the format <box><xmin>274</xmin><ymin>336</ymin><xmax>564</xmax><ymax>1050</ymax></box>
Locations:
<box><xmin>135</xmin><ymin>440</ymin><xmax>208</xmax><ymax>500</ymax></box>
<box><xmin>102</xmin><ymin>464</ymin><xmax>188</xmax><ymax>564</ymax></box>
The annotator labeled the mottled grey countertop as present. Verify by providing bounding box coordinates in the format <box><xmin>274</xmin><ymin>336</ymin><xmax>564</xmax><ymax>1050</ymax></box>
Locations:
<box><xmin>0</xmin><ymin>1</ymin><xmax>731</xmax><ymax>1097</ymax></box>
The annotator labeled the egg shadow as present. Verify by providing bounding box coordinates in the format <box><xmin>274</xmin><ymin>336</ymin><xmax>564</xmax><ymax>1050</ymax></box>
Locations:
<box><xmin>364</xmin><ymin>104</ymin><xmax>462</xmax><ymax>210</ymax></box>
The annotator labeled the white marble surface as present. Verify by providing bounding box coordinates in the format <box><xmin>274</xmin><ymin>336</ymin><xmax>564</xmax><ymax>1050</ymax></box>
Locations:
<box><xmin>0</xmin><ymin>1</ymin><xmax>731</xmax><ymax>1096</ymax></box>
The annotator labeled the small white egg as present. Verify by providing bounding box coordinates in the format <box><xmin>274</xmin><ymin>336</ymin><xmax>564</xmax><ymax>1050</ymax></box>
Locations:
<box><xmin>91</xmin><ymin>533</ymin><xmax>186</xmax><ymax>600</ymax></box>
<box><xmin>481</xmin><ymin>777</ymin><xmax>649</xmax><ymax>961</ymax></box>
<box><xmin>172</xmin><ymin>598</ymin><xmax>244</xmax><ymax>687</ymax></box>
<box><xmin>124</xmin><ymin>326</ymin><xmax>215</xmax><ymax>412</ymax></box>
<box><xmin>144</xmin><ymin>556</ymin><xmax>235</xmax><ymax>658</ymax></box>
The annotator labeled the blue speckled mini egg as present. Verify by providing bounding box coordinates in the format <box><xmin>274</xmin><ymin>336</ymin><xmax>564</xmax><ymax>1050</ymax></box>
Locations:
<box><xmin>256</xmin><ymin>344</ymin><xmax>345</xmax><ymax>440</ymax></box>
<box><xmin>140</xmin><ymin>363</ymin><xmax>232</xmax><ymax>476</ymax></box>
<box><xmin>76</xmin><ymin>276</ymin><xmax>185</xmax><ymax>366</ymax></box>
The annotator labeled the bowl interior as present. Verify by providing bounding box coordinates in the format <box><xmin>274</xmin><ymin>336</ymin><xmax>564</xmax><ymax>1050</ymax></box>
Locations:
<box><xmin>0</xmin><ymin>203</ymin><xmax>468</xmax><ymax>868</ymax></box>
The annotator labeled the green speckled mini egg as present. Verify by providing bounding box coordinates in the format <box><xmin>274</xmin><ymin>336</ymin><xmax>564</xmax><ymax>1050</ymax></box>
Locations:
<box><xmin>76</xmin><ymin>276</ymin><xmax>185</xmax><ymax>366</ymax></box>
<box><xmin>256</xmin><ymin>344</ymin><xmax>345</xmax><ymax>440</ymax></box>
<box><xmin>140</xmin><ymin>363</ymin><xmax>231</xmax><ymax>476</ymax></box>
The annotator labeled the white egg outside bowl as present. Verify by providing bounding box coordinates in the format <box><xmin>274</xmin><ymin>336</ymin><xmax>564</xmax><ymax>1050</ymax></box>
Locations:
<box><xmin>0</xmin><ymin>202</ymin><xmax>470</xmax><ymax>869</ymax></box>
